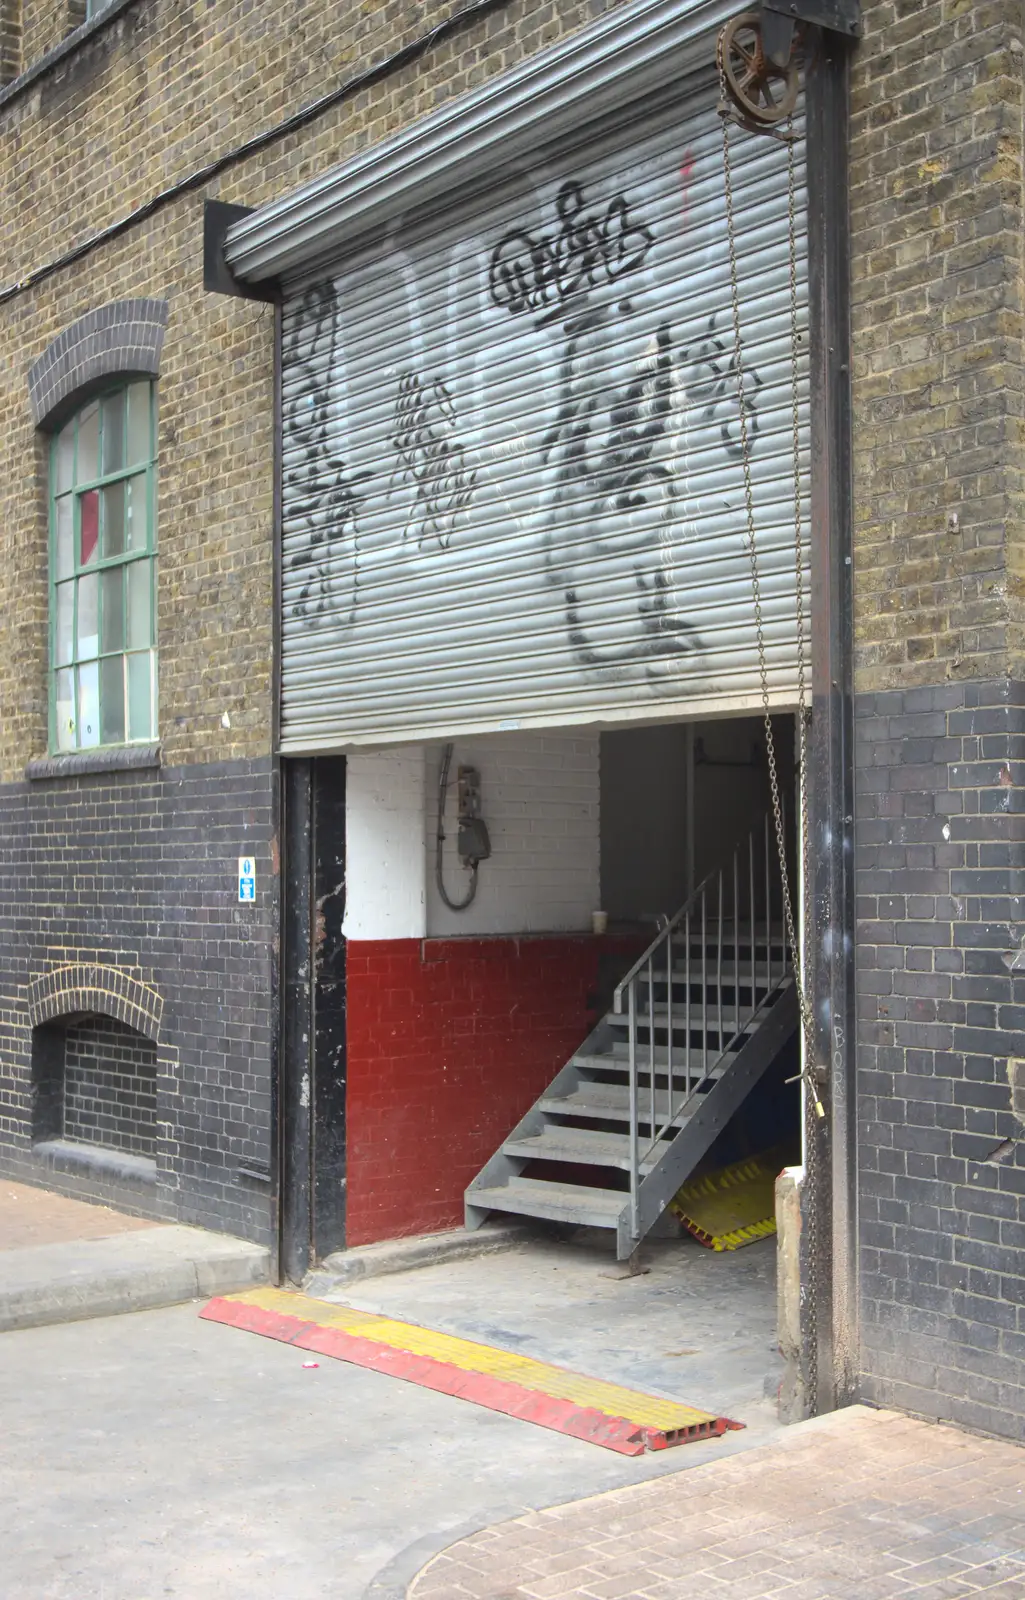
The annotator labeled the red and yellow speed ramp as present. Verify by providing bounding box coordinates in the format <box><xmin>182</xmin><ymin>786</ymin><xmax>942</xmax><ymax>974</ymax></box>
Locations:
<box><xmin>201</xmin><ymin>1286</ymin><xmax>741</xmax><ymax>1457</ymax></box>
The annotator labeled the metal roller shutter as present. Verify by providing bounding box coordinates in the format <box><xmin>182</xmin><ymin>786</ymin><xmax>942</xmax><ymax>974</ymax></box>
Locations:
<box><xmin>279</xmin><ymin>75</ymin><xmax>809</xmax><ymax>751</ymax></box>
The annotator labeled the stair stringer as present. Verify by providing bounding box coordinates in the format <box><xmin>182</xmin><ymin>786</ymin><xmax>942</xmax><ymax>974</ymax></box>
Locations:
<box><xmin>614</xmin><ymin>980</ymin><xmax>799</xmax><ymax>1260</ymax></box>
<box><xmin>465</xmin><ymin>1015</ymin><xmax>616</xmax><ymax>1231</ymax></box>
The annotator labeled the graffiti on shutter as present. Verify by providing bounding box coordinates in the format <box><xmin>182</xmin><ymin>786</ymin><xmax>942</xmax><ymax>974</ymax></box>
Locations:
<box><xmin>279</xmin><ymin>85</ymin><xmax>809</xmax><ymax>748</ymax></box>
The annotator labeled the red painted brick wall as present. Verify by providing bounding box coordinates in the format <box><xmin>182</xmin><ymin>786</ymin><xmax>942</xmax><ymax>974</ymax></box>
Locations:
<box><xmin>345</xmin><ymin>935</ymin><xmax>635</xmax><ymax>1246</ymax></box>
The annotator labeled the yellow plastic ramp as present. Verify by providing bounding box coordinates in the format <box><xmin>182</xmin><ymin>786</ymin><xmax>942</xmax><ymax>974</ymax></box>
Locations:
<box><xmin>670</xmin><ymin>1150</ymin><xmax>785</xmax><ymax>1251</ymax></box>
<box><xmin>202</xmin><ymin>1286</ymin><xmax>742</xmax><ymax>1456</ymax></box>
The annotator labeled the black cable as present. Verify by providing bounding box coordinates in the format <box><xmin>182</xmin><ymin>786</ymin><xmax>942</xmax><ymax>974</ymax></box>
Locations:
<box><xmin>0</xmin><ymin>0</ymin><xmax>513</xmax><ymax>309</ymax></box>
<box><xmin>436</xmin><ymin>742</ymin><xmax>478</xmax><ymax>912</ymax></box>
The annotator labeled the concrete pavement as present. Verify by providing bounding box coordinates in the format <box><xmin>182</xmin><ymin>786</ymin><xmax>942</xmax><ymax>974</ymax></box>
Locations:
<box><xmin>0</xmin><ymin>1178</ymin><xmax>159</xmax><ymax>1248</ymax></box>
<box><xmin>323</xmin><ymin>1228</ymin><xmax>784</xmax><ymax>1436</ymax></box>
<box><xmin>1</xmin><ymin>1218</ymin><xmax>1022</xmax><ymax>1600</ymax></box>
<box><xmin>0</xmin><ymin>1228</ymin><xmax>783</xmax><ymax>1598</ymax></box>
<box><xmin>0</xmin><ymin>1177</ymin><xmax>268</xmax><ymax>1331</ymax></box>
<box><xmin>0</xmin><ymin>1298</ymin><xmax>773</xmax><ymax>1600</ymax></box>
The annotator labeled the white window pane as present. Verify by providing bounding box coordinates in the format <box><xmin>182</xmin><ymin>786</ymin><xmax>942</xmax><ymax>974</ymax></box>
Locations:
<box><xmin>100</xmin><ymin>655</ymin><xmax>125</xmax><ymax>745</ymax></box>
<box><xmin>101</xmin><ymin>479</ymin><xmax>125</xmax><ymax>559</ymax></box>
<box><xmin>100</xmin><ymin>566</ymin><xmax>124</xmax><ymax>654</ymax></box>
<box><xmin>125</xmin><ymin>474</ymin><xmax>148</xmax><ymax>551</ymax></box>
<box><xmin>77</xmin><ymin>402</ymin><xmax>99</xmax><ymax>484</ymax></box>
<box><xmin>55</xmin><ymin>583</ymin><xmax>74</xmax><ymax>666</ymax></box>
<box><xmin>55</xmin><ymin>669</ymin><xmax>76</xmax><ymax>751</ymax></box>
<box><xmin>101</xmin><ymin>391</ymin><xmax>125</xmax><ymax>476</ymax></box>
<box><xmin>127</xmin><ymin>560</ymin><xmax>152</xmax><ymax>649</ymax></box>
<box><xmin>77</xmin><ymin>661</ymin><xmax>100</xmax><ymax>747</ymax></box>
<box><xmin>127</xmin><ymin>383</ymin><xmax>151</xmax><ymax>467</ymax></box>
<box><xmin>55</xmin><ymin>496</ymin><xmax>74</xmax><ymax>579</ymax></box>
<box><xmin>56</xmin><ymin>425</ymin><xmax>74</xmax><ymax>495</ymax></box>
<box><xmin>77</xmin><ymin>572</ymin><xmax>98</xmax><ymax>660</ymax></box>
<box><xmin>127</xmin><ymin>652</ymin><xmax>153</xmax><ymax>740</ymax></box>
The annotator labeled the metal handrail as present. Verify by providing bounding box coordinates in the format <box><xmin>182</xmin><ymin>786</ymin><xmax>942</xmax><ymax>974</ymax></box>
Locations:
<box><xmin>613</xmin><ymin>874</ymin><xmax>719</xmax><ymax>1012</ymax></box>
<box><xmin>612</xmin><ymin>812</ymin><xmax>793</xmax><ymax>1246</ymax></box>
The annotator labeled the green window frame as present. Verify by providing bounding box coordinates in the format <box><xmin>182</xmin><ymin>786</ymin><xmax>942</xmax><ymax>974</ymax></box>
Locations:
<box><xmin>49</xmin><ymin>382</ymin><xmax>157</xmax><ymax>753</ymax></box>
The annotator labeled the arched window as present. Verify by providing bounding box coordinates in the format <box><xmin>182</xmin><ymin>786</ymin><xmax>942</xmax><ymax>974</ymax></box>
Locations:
<box><xmin>50</xmin><ymin>381</ymin><xmax>157</xmax><ymax>751</ymax></box>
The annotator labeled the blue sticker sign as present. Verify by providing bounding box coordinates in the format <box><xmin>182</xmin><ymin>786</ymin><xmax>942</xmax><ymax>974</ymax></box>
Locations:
<box><xmin>238</xmin><ymin>856</ymin><xmax>256</xmax><ymax>902</ymax></box>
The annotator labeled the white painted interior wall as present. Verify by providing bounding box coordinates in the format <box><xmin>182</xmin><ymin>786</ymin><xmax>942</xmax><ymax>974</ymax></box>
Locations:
<box><xmin>340</xmin><ymin>719</ymin><xmax>792</xmax><ymax>945</ymax></box>
<box><xmin>341</xmin><ymin>747</ymin><xmax>426</xmax><ymax>940</ymax></box>
<box><xmin>425</xmin><ymin>732</ymin><xmax>601</xmax><ymax>937</ymax></box>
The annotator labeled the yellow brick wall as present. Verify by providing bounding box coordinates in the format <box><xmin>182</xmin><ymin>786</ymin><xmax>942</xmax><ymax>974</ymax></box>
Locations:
<box><xmin>0</xmin><ymin>0</ymin><xmax>22</xmax><ymax>83</ymax></box>
<box><xmin>849</xmin><ymin>0</ymin><xmax>1025</xmax><ymax>692</ymax></box>
<box><xmin>10</xmin><ymin>0</ymin><xmax>1010</xmax><ymax>764</ymax></box>
<box><xmin>0</xmin><ymin>0</ymin><xmax>620</xmax><ymax>782</ymax></box>
<box><xmin>19</xmin><ymin>0</ymin><xmax>66</xmax><ymax>74</ymax></box>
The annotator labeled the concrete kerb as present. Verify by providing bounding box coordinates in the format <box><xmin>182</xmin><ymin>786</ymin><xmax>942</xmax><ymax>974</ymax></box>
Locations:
<box><xmin>362</xmin><ymin>1520</ymin><xmax>495</xmax><ymax>1600</ymax></box>
<box><xmin>0</xmin><ymin>1224</ymin><xmax>269</xmax><ymax>1332</ymax></box>
<box><xmin>304</xmin><ymin>1221</ymin><xmax>532</xmax><ymax>1296</ymax></box>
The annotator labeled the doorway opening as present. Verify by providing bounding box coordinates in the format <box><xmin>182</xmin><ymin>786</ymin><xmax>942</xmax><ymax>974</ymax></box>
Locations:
<box><xmin>286</xmin><ymin>714</ymin><xmax>805</xmax><ymax>1435</ymax></box>
<box><xmin>465</xmin><ymin>712</ymin><xmax>803</xmax><ymax>1255</ymax></box>
<box><xmin>289</xmin><ymin>712</ymin><xmax>803</xmax><ymax>1268</ymax></box>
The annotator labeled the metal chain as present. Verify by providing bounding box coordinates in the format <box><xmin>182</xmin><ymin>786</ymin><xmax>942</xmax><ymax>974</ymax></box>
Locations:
<box><xmin>719</xmin><ymin>53</ymin><xmax>825</xmax><ymax>1411</ymax></box>
<box><xmin>718</xmin><ymin>72</ymin><xmax>823</xmax><ymax>1123</ymax></box>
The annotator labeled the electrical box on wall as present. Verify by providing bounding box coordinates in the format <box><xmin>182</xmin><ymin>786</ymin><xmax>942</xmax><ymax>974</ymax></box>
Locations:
<box><xmin>456</xmin><ymin>766</ymin><xmax>491</xmax><ymax>866</ymax></box>
<box><xmin>457</xmin><ymin>766</ymin><xmax>482</xmax><ymax>820</ymax></box>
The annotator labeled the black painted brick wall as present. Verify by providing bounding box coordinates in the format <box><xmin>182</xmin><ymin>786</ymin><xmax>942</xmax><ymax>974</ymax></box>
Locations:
<box><xmin>855</xmin><ymin>677</ymin><xmax>1025</xmax><ymax>1441</ymax></box>
<box><xmin>0</xmin><ymin>756</ymin><xmax>276</xmax><ymax>1243</ymax></box>
<box><xmin>64</xmin><ymin>1016</ymin><xmax>157</xmax><ymax>1157</ymax></box>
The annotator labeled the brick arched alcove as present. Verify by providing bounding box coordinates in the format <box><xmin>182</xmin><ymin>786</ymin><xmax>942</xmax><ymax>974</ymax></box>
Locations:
<box><xmin>28</xmin><ymin>964</ymin><xmax>168</xmax><ymax>1180</ymax></box>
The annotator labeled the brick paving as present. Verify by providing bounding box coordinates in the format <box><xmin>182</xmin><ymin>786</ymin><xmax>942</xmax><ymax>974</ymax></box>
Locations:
<box><xmin>408</xmin><ymin>1407</ymin><xmax>1025</xmax><ymax>1600</ymax></box>
<box><xmin>0</xmin><ymin>1178</ymin><xmax>159</xmax><ymax>1250</ymax></box>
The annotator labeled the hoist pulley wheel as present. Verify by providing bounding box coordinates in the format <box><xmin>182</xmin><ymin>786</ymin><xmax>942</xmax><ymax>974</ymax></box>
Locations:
<box><xmin>717</xmin><ymin>12</ymin><xmax>800</xmax><ymax>125</ymax></box>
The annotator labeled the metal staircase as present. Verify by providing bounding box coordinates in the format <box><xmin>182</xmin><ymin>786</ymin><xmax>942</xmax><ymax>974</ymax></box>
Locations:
<box><xmin>465</xmin><ymin>816</ymin><xmax>799</xmax><ymax>1261</ymax></box>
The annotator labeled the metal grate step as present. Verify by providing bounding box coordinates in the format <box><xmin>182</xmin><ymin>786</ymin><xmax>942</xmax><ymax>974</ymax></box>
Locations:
<box><xmin>467</xmin><ymin>1177</ymin><xmax>624</xmax><ymax>1229</ymax></box>
<box><xmin>541</xmin><ymin>1080</ymin><xmax>710</xmax><ymax>1124</ymax></box>
<box><xmin>573</xmin><ymin>1048</ymin><xmax>723</xmax><ymax>1072</ymax></box>
<box><xmin>502</xmin><ymin>1123</ymin><xmax>670</xmax><ymax>1174</ymax></box>
<box><xmin>608</xmin><ymin>1010</ymin><xmax>759</xmax><ymax>1036</ymax></box>
<box><xmin>466</xmin><ymin>820</ymin><xmax>799</xmax><ymax>1259</ymax></box>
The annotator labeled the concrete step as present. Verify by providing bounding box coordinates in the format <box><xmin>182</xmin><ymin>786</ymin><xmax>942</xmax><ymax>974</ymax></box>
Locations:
<box><xmin>502</xmin><ymin>1123</ymin><xmax>671</xmax><ymax>1174</ymax></box>
<box><xmin>306</xmin><ymin>1220</ymin><xmax>529</xmax><ymax>1294</ymax></box>
<box><xmin>467</xmin><ymin>1177</ymin><xmax>624</xmax><ymax>1229</ymax></box>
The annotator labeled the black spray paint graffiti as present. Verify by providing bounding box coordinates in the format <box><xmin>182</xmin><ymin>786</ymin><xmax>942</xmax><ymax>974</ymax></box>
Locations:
<box><xmin>489</xmin><ymin>180</ymin><xmax>655</xmax><ymax>324</ymax></box>
<box><xmin>685</xmin><ymin>310</ymin><xmax>761</xmax><ymax>460</ymax></box>
<box><xmin>391</xmin><ymin>372</ymin><xmax>478</xmax><ymax>550</ymax></box>
<box><xmin>485</xmin><ymin>175</ymin><xmax>766</xmax><ymax>675</ymax></box>
<box><xmin>539</xmin><ymin>303</ymin><xmax>698</xmax><ymax>673</ymax></box>
<box><xmin>283</xmin><ymin>282</ymin><xmax>371</xmax><ymax>626</ymax></box>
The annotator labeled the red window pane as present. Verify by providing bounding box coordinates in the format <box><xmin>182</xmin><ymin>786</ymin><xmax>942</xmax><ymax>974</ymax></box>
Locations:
<box><xmin>80</xmin><ymin>491</ymin><xmax>99</xmax><ymax>566</ymax></box>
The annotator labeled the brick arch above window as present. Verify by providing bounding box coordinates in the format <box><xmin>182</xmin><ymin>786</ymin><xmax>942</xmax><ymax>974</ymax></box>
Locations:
<box><xmin>28</xmin><ymin>299</ymin><xmax>169</xmax><ymax>431</ymax></box>
<box><xmin>28</xmin><ymin>963</ymin><xmax>163</xmax><ymax>1042</ymax></box>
